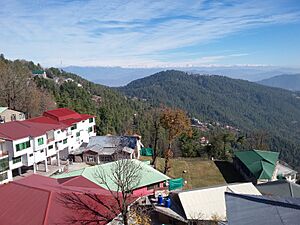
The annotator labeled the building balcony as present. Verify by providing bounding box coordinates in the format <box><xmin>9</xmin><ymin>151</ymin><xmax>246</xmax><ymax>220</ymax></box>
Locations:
<box><xmin>47</xmin><ymin>138</ymin><xmax>55</xmax><ymax>144</ymax></box>
<box><xmin>0</xmin><ymin>151</ymin><xmax>8</xmax><ymax>158</ymax></box>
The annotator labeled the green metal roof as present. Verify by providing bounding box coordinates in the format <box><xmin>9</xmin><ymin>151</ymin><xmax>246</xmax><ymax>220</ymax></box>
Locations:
<box><xmin>234</xmin><ymin>150</ymin><xmax>279</xmax><ymax>180</ymax></box>
<box><xmin>53</xmin><ymin>159</ymin><xmax>170</xmax><ymax>191</ymax></box>
<box><xmin>32</xmin><ymin>70</ymin><xmax>45</xmax><ymax>74</ymax></box>
<box><xmin>0</xmin><ymin>107</ymin><xmax>8</xmax><ymax>114</ymax></box>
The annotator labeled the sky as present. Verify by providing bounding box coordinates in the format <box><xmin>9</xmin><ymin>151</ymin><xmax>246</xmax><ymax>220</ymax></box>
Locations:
<box><xmin>0</xmin><ymin>0</ymin><xmax>300</xmax><ymax>67</ymax></box>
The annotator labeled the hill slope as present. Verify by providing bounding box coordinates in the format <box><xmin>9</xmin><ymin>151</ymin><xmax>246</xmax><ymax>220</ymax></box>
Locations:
<box><xmin>258</xmin><ymin>74</ymin><xmax>300</xmax><ymax>91</ymax></box>
<box><xmin>118</xmin><ymin>70</ymin><xmax>300</xmax><ymax>168</ymax></box>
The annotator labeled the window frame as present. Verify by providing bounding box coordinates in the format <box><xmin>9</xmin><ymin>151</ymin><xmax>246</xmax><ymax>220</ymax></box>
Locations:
<box><xmin>13</xmin><ymin>156</ymin><xmax>22</xmax><ymax>164</ymax></box>
<box><xmin>16</xmin><ymin>141</ymin><xmax>31</xmax><ymax>152</ymax></box>
<box><xmin>38</xmin><ymin>137</ymin><xmax>44</xmax><ymax>146</ymax></box>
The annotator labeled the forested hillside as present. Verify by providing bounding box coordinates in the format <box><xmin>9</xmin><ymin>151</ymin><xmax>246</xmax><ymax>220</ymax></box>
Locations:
<box><xmin>118</xmin><ymin>70</ymin><xmax>300</xmax><ymax>168</ymax></box>
<box><xmin>0</xmin><ymin>56</ymin><xmax>153</xmax><ymax>138</ymax></box>
<box><xmin>257</xmin><ymin>74</ymin><xmax>300</xmax><ymax>91</ymax></box>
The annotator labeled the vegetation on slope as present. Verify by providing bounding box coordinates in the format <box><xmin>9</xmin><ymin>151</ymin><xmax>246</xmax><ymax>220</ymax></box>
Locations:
<box><xmin>119</xmin><ymin>70</ymin><xmax>300</xmax><ymax>168</ymax></box>
<box><xmin>141</xmin><ymin>156</ymin><xmax>226</xmax><ymax>189</ymax></box>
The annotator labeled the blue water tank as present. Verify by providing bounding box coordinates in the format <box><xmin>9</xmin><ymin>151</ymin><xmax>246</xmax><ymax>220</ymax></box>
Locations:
<box><xmin>158</xmin><ymin>195</ymin><xmax>163</xmax><ymax>205</ymax></box>
<box><xmin>164</xmin><ymin>198</ymin><xmax>171</xmax><ymax>208</ymax></box>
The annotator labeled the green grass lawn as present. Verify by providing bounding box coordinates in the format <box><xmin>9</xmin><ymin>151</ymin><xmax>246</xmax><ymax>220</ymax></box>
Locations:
<box><xmin>140</xmin><ymin>157</ymin><xmax>226</xmax><ymax>189</ymax></box>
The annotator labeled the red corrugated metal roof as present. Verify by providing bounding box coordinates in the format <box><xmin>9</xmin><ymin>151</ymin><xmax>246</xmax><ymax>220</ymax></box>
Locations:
<box><xmin>43</xmin><ymin>108</ymin><xmax>82</xmax><ymax>121</ymax></box>
<box><xmin>0</xmin><ymin>108</ymin><xmax>95</xmax><ymax>140</ymax></box>
<box><xmin>0</xmin><ymin>174</ymin><xmax>130</xmax><ymax>225</ymax></box>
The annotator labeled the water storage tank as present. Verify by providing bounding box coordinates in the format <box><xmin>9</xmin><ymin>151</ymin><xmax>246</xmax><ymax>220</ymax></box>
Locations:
<box><xmin>158</xmin><ymin>195</ymin><xmax>163</xmax><ymax>205</ymax></box>
<box><xmin>164</xmin><ymin>198</ymin><xmax>171</xmax><ymax>208</ymax></box>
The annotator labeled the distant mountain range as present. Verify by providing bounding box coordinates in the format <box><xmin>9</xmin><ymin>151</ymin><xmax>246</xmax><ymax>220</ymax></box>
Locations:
<box><xmin>63</xmin><ymin>66</ymin><xmax>300</xmax><ymax>87</ymax></box>
<box><xmin>118</xmin><ymin>70</ymin><xmax>300</xmax><ymax>169</ymax></box>
<box><xmin>257</xmin><ymin>74</ymin><xmax>300</xmax><ymax>91</ymax></box>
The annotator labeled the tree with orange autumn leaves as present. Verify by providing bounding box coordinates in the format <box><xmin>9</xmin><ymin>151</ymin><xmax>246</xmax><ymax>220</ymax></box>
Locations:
<box><xmin>160</xmin><ymin>107</ymin><xmax>191</xmax><ymax>174</ymax></box>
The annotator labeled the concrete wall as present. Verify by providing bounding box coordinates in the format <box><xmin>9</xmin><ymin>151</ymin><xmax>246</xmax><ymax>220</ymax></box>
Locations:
<box><xmin>3</xmin><ymin>116</ymin><xmax>96</xmax><ymax>180</ymax></box>
<box><xmin>133</xmin><ymin>182</ymin><xmax>165</xmax><ymax>197</ymax></box>
<box><xmin>0</xmin><ymin>109</ymin><xmax>25</xmax><ymax>123</ymax></box>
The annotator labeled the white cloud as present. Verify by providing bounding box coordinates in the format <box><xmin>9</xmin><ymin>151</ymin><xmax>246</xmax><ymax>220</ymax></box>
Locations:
<box><xmin>0</xmin><ymin>0</ymin><xmax>299</xmax><ymax>66</ymax></box>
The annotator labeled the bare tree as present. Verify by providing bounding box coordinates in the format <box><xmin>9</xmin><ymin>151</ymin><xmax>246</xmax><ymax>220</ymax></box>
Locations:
<box><xmin>0</xmin><ymin>60</ymin><xmax>30</xmax><ymax>109</ymax></box>
<box><xmin>0</xmin><ymin>60</ymin><xmax>56</xmax><ymax>117</ymax></box>
<box><xmin>94</xmin><ymin>159</ymin><xmax>142</xmax><ymax>225</ymax></box>
<box><xmin>150</xmin><ymin>108</ymin><xmax>162</xmax><ymax>168</ymax></box>
<box><xmin>58</xmin><ymin>159</ymin><xmax>144</xmax><ymax>225</ymax></box>
<box><xmin>57</xmin><ymin>191</ymin><xmax>121</xmax><ymax>225</ymax></box>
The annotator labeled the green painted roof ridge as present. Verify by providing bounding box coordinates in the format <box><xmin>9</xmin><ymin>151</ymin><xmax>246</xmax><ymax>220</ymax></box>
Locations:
<box><xmin>254</xmin><ymin>149</ymin><xmax>279</xmax><ymax>165</ymax></box>
<box><xmin>259</xmin><ymin>161</ymin><xmax>274</xmax><ymax>179</ymax></box>
<box><xmin>52</xmin><ymin>168</ymin><xmax>85</xmax><ymax>178</ymax></box>
<box><xmin>0</xmin><ymin>107</ymin><xmax>8</xmax><ymax>113</ymax></box>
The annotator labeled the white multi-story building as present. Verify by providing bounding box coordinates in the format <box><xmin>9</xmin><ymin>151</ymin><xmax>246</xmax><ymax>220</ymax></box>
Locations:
<box><xmin>0</xmin><ymin>108</ymin><xmax>96</xmax><ymax>184</ymax></box>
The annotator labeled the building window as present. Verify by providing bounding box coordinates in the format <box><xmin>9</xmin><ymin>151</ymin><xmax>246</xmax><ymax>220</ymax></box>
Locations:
<box><xmin>101</xmin><ymin>156</ymin><xmax>111</xmax><ymax>162</ymax></box>
<box><xmin>76</xmin><ymin>132</ymin><xmax>80</xmax><ymax>137</ymax></box>
<box><xmin>0</xmin><ymin>172</ymin><xmax>8</xmax><ymax>182</ymax></box>
<box><xmin>16</xmin><ymin>141</ymin><xmax>31</xmax><ymax>152</ymax></box>
<box><xmin>19</xmin><ymin>114</ymin><xmax>23</xmax><ymax>119</ymax></box>
<box><xmin>13</xmin><ymin>156</ymin><xmax>21</xmax><ymax>164</ymax></box>
<box><xmin>63</xmin><ymin>139</ymin><xmax>67</xmax><ymax>144</ymax></box>
<box><xmin>0</xmin><ymin>157</ymin><xmax>9</xmax><ymax>173</ymax></box>
<box><xmin>88</xmin><ymin>127</ymin><xmax>93</xmax><ymax>133</ymax></box>
<box><xmin>89</xmin><ymin>118</ymin><xmax>94</xmax><ymax>123</ymax></box>
<box><xmin>11</xmin><ymin>114</ymin><xmax>16</xmax><ymax>121</ymax></box>
<box><xmin>86</xmin><ymin>156</ymin><xmax>94</xmax><ymax>163</ymax></box>
<box><xmin>71</xmin><ymin>124</ymin><xmax>77</xmax><ymax>130</ymax></box>
<box><xmin>48</xmin><ymin>145</ymin><xmax>53</xmax><ymax>150</ymax></box>
<box><xmin>38</xmin><ymin>137</ymin><xmax>44</xmax><ymax>146</ymax></box>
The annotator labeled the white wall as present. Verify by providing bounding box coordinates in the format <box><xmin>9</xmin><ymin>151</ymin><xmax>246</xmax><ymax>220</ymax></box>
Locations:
<box><xmin>33</xmin><ymin>135</ymin><xmax>47</xmax><ymax>151</ymax></box>
<box><xmin>4</xmin><ymin>116</ymin><xmax>96</xmax><ymax>177</ymax></box>
<box><xmin>12</xmin><ymin>137</ymin><xmax>33</xmax><ymax>158</ymax></box>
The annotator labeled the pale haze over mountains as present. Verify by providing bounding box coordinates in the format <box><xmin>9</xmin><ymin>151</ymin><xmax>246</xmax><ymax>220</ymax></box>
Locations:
<box><xmin>257</xmin><ymin>74</ymin><xmax>300</xmax><ymax>91</ymax></box>
<box><xmin>63</xmin><ymin>66</ymin><xmax>300</xmax><ymax>87</ymax></box>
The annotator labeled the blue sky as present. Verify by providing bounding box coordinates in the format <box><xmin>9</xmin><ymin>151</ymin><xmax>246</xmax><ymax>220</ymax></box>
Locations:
<box><xmin>0</xmin><ymin>0</ymin><xmax>300</xmax><ymax>67</ymax></box>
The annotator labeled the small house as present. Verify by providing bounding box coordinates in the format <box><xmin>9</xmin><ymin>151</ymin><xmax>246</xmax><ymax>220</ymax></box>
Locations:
<box><xmin>32</xmin><ymin>70</ymin><xmax>47</xmax><ymax>78</ymax></box>
<box><xmin>53</xmin><ymin>159</ymin><xmax>170</xmax><ymax>196</ymax></box>
<box><xmin>233</xmin><ymin>150</ymin><xmax>279</xmax><ymax>184</ymax></box>
<box><xmin>72</xmin><ymin>135</ymin><xmax>143</xmax><ymax>164</ymax></box>
<box><xmin>0</xmin><ymin>107</ymin><xmax>25</xmax><ymax>123</ymax></box>
<box><xmin>233</xmin><ymin>149</ymin><xmax>297</xmax><ymax>184</ymax></box>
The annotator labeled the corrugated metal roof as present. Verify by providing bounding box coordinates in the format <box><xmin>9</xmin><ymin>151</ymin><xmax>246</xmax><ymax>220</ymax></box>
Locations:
<box><xmin>225</xmin><ymin>192</ymin><xmax>300</xmax><ymax>225</ymax></box>
<box><xmin>87</xmin><ymin>136</ymin><xmax>138</xmax><ymax>149</ymax></box>
<box><xmin>53</xmin><ymin>159</ymin><xmax>169</xmax><ymax>191</ymax></box>
<box><xmin>0</xmin><ymin>174</ymin><xmax>129</xmax><ymax>225</ymax></box>
<box><xmin>234</xmin><ymin>150</ymin><xmax>279</xmax><ymax>180</ymax></box>
<box><xmin>256</xmin><ymin>180</ymin><xmax>300</xmax><ymax>198</ymax></box>
<box><xmin>178</xmin><ymin>183</ymin><xmax>261</xmax><ymax>221</ymax></box>
<box><xmin>0</xmin><ymin>108</ymin><xmax>94</xmax><ymax>140</ymax></box>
